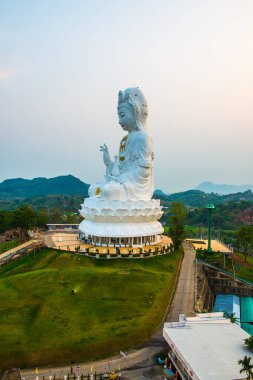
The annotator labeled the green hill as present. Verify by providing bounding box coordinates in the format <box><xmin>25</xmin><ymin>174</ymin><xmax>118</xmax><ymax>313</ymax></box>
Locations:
<box><xmin>0</xmin><ymin>175</ymin><xmax>89</xmax><ymax>199</ymax></box>
<box><xmin>155</xmin><ymin>189</ymin><xmax>253</xmax><ymax>208</ymax></box>
<box><xmin>0</xmin><ymin>248</ymin><xmax>181</xmax><ymax>368</ymax></box>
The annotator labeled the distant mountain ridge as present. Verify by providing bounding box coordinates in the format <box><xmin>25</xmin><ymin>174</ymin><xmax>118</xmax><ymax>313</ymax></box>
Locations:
<box><xmin>0</xmin><ymin>175</ymin><xmax>89</xmax><ymax>199</ymax></box>
<box><xmin>195</xmin><ymin>181</ymin><xmax>253</xmax><ymax>195</ymax></box>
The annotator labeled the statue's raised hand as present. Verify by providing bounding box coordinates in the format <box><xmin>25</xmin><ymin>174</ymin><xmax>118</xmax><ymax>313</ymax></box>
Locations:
<box><xmin>100</xmin><ymin>144</ymin><xmax>111</xmax><ymax>165</ymax></box>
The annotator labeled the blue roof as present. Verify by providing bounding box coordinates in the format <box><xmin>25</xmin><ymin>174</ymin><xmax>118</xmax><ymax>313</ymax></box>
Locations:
<box><xmin>213</xmin><ymin>294</ymin><xmax>240</xmax><ymax>322</ymax></box>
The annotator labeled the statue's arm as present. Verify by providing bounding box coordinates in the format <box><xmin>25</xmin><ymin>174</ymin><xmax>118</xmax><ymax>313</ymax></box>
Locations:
<box><xmin>137</xmin><ymin>133</ymin><xmax>154</xmax><ymax>168</ymax></box>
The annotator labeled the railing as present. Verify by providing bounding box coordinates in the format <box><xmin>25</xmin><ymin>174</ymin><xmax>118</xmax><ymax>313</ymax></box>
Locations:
<box><xmin>164</xmin><ymin>322</ymin><xmax>187</xmax><ymax>328</ymax></box>
<box><xmin>196</xmin><ymin>259</ymin><xmax>253</xmax><ymax>287</ymax></box>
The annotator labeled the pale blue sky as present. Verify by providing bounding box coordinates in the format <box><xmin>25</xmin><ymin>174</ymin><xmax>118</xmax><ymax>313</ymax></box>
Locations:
<box><xmin>1</xmin><ymin>0</ymin><xmax>253</xmax><ymax>193</ymax></box>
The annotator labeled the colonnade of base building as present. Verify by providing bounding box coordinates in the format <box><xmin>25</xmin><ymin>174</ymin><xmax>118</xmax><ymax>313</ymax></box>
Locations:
<box><xmin>80</xmin><ymin>234</ymin><xmax>162</xmax><ymax>247</ymax></box>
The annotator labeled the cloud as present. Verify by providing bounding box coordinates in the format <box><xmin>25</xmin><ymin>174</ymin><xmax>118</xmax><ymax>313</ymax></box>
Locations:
<box><xmin>0</xmin><ymin>67</ymin><xmax>24</xmax><ymax>84</ymax></box>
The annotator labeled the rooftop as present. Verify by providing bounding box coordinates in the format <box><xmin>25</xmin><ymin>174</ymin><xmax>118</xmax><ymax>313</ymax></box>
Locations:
<box><xmin>163</xmin><ymin>313</ymin><xmax>252</xmax><ymax>380</ymax></box>
<box><xmin>186</xmin><ymin>239</ymin><xmax>232</xmax><ymax>253</ymax></box>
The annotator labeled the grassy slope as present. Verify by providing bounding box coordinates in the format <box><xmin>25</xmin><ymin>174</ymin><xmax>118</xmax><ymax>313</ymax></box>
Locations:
<box><xmin>233</xmin><ymin>252</ymin><xmax>253</xmax><ymax>283</ymax></box>
<box><xmin>0</xmin><ymin>249</ymin><xmax>181</xmax><ymax>369</ymax></box>
<box><xmin>0</xmin><ymin>239</ymin><xmax>20</xmax><ymax>253</ymax></box>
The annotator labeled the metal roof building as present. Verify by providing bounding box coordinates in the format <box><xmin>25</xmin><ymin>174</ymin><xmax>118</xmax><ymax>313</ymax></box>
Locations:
<box><xmin>214</xmin><ymin>294</ymin><xmax>240</xmax><ymax>323</ymax></box>
<box><xmin>241</xmin><ymin>297</ymin><xmax>253</xmax><ymax>323</ymax></box>
<box><xmin>163</xmin><ymin>313</ymin><xmax>252</xmax><ymax>380</ymax></box>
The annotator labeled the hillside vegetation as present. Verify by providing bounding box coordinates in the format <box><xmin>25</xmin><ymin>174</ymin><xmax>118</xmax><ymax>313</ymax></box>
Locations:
<box><xmin>187</xmin><ymin>201</ymin><xmax>253</xmax><ymax>230</ymax></box>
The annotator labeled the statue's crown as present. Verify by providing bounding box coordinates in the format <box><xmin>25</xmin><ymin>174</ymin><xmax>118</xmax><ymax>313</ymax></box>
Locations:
<box><xmin>118</xmin><ymin>87</ymin><xmax>148</xmax><ymax>110</ymax></box>
<box><xmin>118</xmin><ymin>87</ymin><xmax>148</xmax><ymax>127</ymax></box>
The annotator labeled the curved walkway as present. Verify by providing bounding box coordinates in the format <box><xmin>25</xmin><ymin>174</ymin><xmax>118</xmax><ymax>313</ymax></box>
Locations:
<box><xmin>21</xmin><ymin>241</ymin><xmax>196</xmax><ymax>380</ymax></box>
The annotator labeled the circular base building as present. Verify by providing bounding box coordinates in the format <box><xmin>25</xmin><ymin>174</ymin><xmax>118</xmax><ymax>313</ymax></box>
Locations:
<box><xmin>79</xmin><ymin>198</ymin><xmax>164</xmax><ymax>247</ymax></box>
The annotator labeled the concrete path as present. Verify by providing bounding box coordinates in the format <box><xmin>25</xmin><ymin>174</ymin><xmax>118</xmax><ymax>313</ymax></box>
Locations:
<box><xmin>21</xmin><ymin>242</ymin><xmax>196</xmax><ymax>379</ymax></box>
<box><xmin>166</xmin><ymin>241</ymin><xmax>196</xmax><ymax>322</ymax></box>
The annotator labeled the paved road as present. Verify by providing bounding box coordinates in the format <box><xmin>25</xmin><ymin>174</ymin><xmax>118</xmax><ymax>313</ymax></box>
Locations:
<box><xmin>166</xmin><ymin>241</ymin><xmax>196</xmax><ymax>322</ymax></box>
<box><xmin>21</xmin><ymin>242</ymin><xmax>196</xmax><ymax>380</ymax></box>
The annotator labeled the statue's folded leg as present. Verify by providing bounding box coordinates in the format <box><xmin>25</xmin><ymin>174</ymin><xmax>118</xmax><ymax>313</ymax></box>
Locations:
<box><xmin>88</xmin><ymin>183</ymin><xmax>105</xmax><ymax>197</ymax></box>
<box><xmin>101</xmin><ymin>182</ymin><xmax>127</xmax><ymax>201</ymax></box>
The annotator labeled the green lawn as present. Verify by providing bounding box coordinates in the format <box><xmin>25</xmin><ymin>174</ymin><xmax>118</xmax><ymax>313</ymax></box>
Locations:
<box><xmin>0</xmin><ymin>239</ymin><xmax>20</xmax><ymax>253</ymax></box>
<box><xmin>0</xmin><ymin>248</ymin><xmax>181</xmax><ymax>369</ymax></box>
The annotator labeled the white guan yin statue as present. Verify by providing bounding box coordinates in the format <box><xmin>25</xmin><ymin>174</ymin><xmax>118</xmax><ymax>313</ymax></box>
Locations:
<box><xmin>79</xmin><ymin>87</ymin><xmax>164</xmax><ymax>246</ymax></box>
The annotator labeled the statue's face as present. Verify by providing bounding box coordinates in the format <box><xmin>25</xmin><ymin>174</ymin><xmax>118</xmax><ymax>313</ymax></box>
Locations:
<box><xmin>118</xmin><ymin>105</ymin><xmax>135</xmax><ymax>132</ymax></box>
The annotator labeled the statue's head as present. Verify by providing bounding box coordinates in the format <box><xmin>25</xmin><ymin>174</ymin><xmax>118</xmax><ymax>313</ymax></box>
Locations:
<box><xmin>117</xmin><ymin>87</ymin><xmax>148</xmax><ymax>132</ymax></box>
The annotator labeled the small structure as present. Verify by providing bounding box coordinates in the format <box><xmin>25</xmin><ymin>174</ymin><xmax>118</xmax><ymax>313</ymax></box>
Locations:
<box><xmin>186</xmin><ymin>239</ymin><xmax>232</xmax><ymax>253</ymax></box>
<box><xmin>205</xmin><ymin>204</ymin><xmax>215</xmax><ymax>253</ymax></box>
<box><xmin>0</xmin><ymin>229</ymin><xmax>22</xmax><ymax>243</ymax></box>
<box><xmin>213</xmin><ymin>294</ymin><xmax>240</xmax><ymax>323</ymax></box>
<box><xmin>163</xmin><ymin>312</ymin><xmax>252</xmax><ymax>380</ymax></box>
<box><xmin>46</xmin><ymin>224</ymin><xmax>79</xmax><ymax>231</ymax></box>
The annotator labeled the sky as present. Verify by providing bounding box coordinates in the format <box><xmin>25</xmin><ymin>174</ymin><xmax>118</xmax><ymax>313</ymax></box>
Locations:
<box><xmin>0</xmin><ymin>0</ymin><xmax>253</xmax><ymax>193</ymax></box>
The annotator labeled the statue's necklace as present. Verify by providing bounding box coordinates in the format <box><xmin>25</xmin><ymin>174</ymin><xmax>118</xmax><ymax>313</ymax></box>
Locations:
<box><xmin>120</xmin><ymin>135</ymin><xmax>128</xmax><ymax>161</ymax></box>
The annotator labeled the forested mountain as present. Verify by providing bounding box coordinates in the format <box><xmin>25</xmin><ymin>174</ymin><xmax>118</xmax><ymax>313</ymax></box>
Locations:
<box><xmin>154</xmin><ymin>189</ymin><xmax>253</xmax><ymax>207</ymax></box>
<box><xmin>156</xmin><ymin>190</ymin><xmax>253</xmax><ymax>230</ymax></box>
<box><xmin>0</xmin><ymin>175</ymin><xmax>89</xmax><ymax>199</ymax></box>
<box><xmin>0</xmin><ymin>176</ymin><xmax>252</xmax><ymax>231</ymax></box>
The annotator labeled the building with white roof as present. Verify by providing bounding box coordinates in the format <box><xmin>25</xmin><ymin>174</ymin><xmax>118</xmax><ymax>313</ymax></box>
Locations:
<box><xmin>163</xmin><ymin>312</ymin><xmax>253</xmax><ymax>380</ymax></box>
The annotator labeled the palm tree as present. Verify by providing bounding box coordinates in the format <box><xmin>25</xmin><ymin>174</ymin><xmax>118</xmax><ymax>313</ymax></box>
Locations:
<box><xmin>238</xmin><ymin>355</ymin><xmax>253</xmax><ymax>380</ymax></box>
<box><xmin>224</xmin><ymin>312</ymin><xmax>239</xmax><ymax>325</ymax></box>
<box><xmin>245</xmin><ymin>337</ymin><xmax>253</xmax><ymax>352</ymax></box>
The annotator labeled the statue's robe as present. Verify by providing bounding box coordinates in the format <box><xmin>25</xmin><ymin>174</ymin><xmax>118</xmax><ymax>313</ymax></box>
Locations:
<box><xmin>89</xmin><ymin>129</ymin><xmax>154</xmax><ymax>202</ymax></box>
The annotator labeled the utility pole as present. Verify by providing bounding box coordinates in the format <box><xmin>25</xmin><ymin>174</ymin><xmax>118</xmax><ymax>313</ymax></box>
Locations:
<box><xmin>206</xmin><ymin>204</ymin><xmax>215</xmax><ymax>253</ymax></box>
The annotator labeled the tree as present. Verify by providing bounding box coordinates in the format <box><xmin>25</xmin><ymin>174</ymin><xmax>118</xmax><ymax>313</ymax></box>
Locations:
<box><xmin>11</xmin><ymin>205</ymin><xmax>37</xmax><ymax>238</ymax></box>
<box><xmin>238</xmin><ymin>355</ymin><xmax>253</xmax><ymax>380</ymax></box>
<box><xmin>245</xmin><ymin>337</ymin><xmax>253</xmax><ymax>352</ymax></box>
<box><xmin>0</xmin><ymin>210</ymin><xmax>14</xmax><ymax>234</ymax></box>
<box><xmin>168</xmin><ymin>202</ymin><xmax>187</xmax><ymax>249</ymax></box>
<box><xmin>234</xmin><ymin>226</ymin><xmax>253</xmax><ymax>262</ymax></box>
<box><xmin>224</xmin><ymin>312</ymin><xmax>239</xmax><ymax>325</ymax></box>
<box><xmin>50</xmin><ymin>208</ymin><xmax>62</xmax><ymax>223</ymax></box>
<box><xmin>36</xmin><ymin>209</ymin><xmax>49</xmax><ymax>227</ymax></box>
